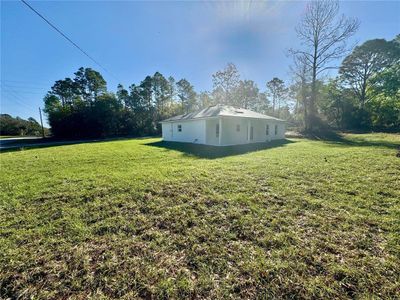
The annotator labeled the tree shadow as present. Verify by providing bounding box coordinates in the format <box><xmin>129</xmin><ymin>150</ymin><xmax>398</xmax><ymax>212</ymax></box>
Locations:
<box><xmin>301</xmin><ymin>130</ymin><xmax>400</xmax><ymax>150</ymax></box>
<box><xmin>0</xmin><ymin>136</ymin><xmax>144</xmax><ymax>153</ymax></box>
<box><xmin>144</xmin><ymin>139</ymin><xmax>295</xmax><ymax>159</ymax></box>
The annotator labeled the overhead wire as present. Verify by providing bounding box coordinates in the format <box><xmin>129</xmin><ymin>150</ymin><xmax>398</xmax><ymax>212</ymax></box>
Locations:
<box><xmin>1</xmin><ymin>89</ymin><xmax>33</xmax><ymax>110</ymax></box>
<box><xmin>20</xmin><ymin>0</ymin><xmax>121</xmax><ymax>83</ymax></box>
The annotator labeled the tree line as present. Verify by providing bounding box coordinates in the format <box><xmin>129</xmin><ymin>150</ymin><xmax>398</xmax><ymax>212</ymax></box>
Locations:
<box><xmin>0</xmin><ymin>114</ymin><xmax>46</xmax><ymax>136</ymax></box>
<box><xmin>43</xmin><ymin>65</ymin><xmax>296</xmax><ymax>138</ymax></box>
<box><xmin>42</xmin><ymin>0</ymin><xmax>399</xmax><ymax>138</ymax></box>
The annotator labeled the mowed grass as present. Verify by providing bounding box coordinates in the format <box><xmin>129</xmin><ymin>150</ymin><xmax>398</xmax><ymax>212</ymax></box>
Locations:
<box><xmin>0</xmin><ymin>133</ymin><xmax>399</xmax><ymax>299</ymax></box>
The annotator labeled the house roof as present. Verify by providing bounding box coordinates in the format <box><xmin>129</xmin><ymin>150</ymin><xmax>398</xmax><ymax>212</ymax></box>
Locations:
<box><xmin>161</xmin><ymin>105</ymin><xmax>285</xmax><ymax>123</ymax></box>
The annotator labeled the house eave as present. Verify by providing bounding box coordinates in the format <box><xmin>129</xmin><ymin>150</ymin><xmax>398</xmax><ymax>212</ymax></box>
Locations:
<box><xmin>160</xmin><ymin>115</ymin><xmax>286</xmax><ymax>123</ymax></box>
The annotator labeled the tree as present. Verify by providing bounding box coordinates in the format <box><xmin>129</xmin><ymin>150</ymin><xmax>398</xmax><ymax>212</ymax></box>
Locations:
<box><xmin>50</xmin><ymin>78</ymin><xmax>77</xmax><ymax>106</ymax></box>
<box><xmin>176</xmin><ymin>79</ymin><xmax>197</xmax><ymax>113</ymax></box>
<box><xmin>212</xmin><ymin>63</ymin><xmax>240</xmax><ymax>105</ymax></box>
<box><xmin>290</xmin><ymin>54</ymin><xmax>311</xmax><ymax>125</ymax></box>
<box><xmin>74</xmin><ymin>67</ymin><xmax>107</xmax><ymax>102</ymax></box>
<box><xmin>166</xmin><ymin>76</ymin><xmax>176</xmax><ymax>107</ymax></box>
<box><xmin>339</xmin><ymin>38</ymin><xmax>400</xmax><ymax>107</ymax></box>
<box><xmin>266</xmin><ymin>78</ymin><xmax>287</xmax><ymax>115</ymax></box>
<box><xmin>139</xmin><ymin>76</ymin><xmax>153</xmax><ymax>111</ymax></box>
<box><xmin>320</xmin><ymin>79</ymin><xmax>346</xmax><ymax>128</ymax></box>
<box><xmin>198</xmin><ymin>91</ymin><xmax>213</xmax><ymax>109</ymax></box>
<box><xmin>256</xmin><ymin>92</ymin><xmax>270</xmax><ymax>114</ymax></box>
<box><xmin>43</xmin><ymin>67</ymin><xmax>191</xmax><ymax>138</ymax></box>
<box><xmin>152</xmin><ymin>72</ymin><xmax>170</xmax><ymax>118</ymax></box>
<box><xmin>236</xmin><ymin>80</ymin><xmax>259</xmax><ymax>109</ymax></box>
<box><xmin>91</xmin><ymin>93</ymin><xmax>123</xmax><ymax>136</ymax></box>
<box><xmin>367</xmin><ymin>63</ymin><xmax>400</xmax><ymax>130</ymax></box>
<box><xmin>116</xmin><ymin>84</ymin><xmax>130</xmax><ymax>107</ymax></box>
<box><xmin>0</xmin><ymin>114</ymin><xmax>44</xmax><ymax>136</ymax></box>
<box><xmin>290</xmin><ymin>0</ymin><xmax>359</xmax><ymax>131</ymax></box>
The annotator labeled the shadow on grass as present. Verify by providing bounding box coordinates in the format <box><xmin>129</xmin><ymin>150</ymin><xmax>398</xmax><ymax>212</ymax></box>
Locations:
<box><xmin>0</xmin><ymin>136</ymin><xmax>155</xmax><ymax>153</ymax></box>
<box><xmin>145</xmin><ymin>139</ymin><xmax>295</xmax><ymax>159</ymax></box>
<box><xmin>302</xmin><ymin>130</ymin><xmax>400</xmax><ymax>150</ymax></box>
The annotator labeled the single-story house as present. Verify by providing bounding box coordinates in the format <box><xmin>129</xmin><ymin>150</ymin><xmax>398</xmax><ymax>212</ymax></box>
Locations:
<box><xmin>160</xmin><ymin>105</ymin><xmax>286</xmax><ymax>146</ymax></box>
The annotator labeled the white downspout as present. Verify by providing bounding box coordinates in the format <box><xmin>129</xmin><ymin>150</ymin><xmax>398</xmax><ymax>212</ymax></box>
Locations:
<box><xmin>218</xmin><ymin>118</ymin><xmax>222</xmax><ymax>146</ymax></box>
<box><xmin>247</xmin><ymin>120</ymin><xmax>251</xmax><ymax>142</ymax></box>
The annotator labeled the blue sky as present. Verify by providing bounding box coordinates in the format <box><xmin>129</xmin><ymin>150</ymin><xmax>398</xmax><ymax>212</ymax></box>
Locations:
<box><xmin>1</xmin><ymin>0</ymin><xmax>399</xmax><ymax>124</ymax></box>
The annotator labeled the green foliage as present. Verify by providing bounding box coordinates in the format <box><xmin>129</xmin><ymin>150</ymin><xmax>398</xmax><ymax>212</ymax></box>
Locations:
<box><xmin>74</xmin><ymin>67</ymin><xmax>107</xmax><ymax>102</ymax></box>
<box><xmin>266</xmin><ymin>77</ymin><xmax>288</xmax><ymax>115</ymax></box>
<box><xmin>0</xmin><ymin>114</ymin><xmax>46</xmax><ymax>136</ymax></box>
<box><xmin>1</xmin><ymin>133</ymin><xmax>399</xmax><ymax>298</ymax></box>
<box><xmin>45</xmin><ymin>69</ymin><xmax>186</xmax><ymax>138</ymax></box>
<box><xmin>319</xmin><ymin>80</ymin><xmax>371</xmax><ymax>130</ymax></box>
<box><xmin>176</xmin><ymin>79</ymin><xmax>197</xmax><ymax>113</ymax></box>
<box><xmin>367</xmin><ymin>63</ymin><xmax>400</xmax><ymax>130</ymax></box>
<box><xmin>339</xmin><ymin>38</ymin><xmax>400</xmax><ymax>107</ymax></box>
<box><xmin>44</xmin><ymin>35</ymin><xmax>399</xmax><ymax>138</ymax></box>
<box><xmin>314</xmin><ymin>35</ymin><xmax>400</xmax><ymax>132</ymax></box>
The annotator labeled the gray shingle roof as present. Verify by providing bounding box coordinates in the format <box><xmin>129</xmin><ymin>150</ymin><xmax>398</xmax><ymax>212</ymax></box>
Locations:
<box><xmin>161</xmin><ymin>105</ymin><xmax>285</xmax><ymax>122</ymax></box>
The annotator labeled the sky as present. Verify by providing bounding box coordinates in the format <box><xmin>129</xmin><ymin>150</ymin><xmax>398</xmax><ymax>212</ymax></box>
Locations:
<box><xmin>1</xmin><ymin>0</ymin><xmax>399</xmax><ymax>124</ymax></box>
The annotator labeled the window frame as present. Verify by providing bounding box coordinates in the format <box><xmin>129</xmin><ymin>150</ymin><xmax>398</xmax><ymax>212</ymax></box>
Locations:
<box><xmin>266</xmin><ymin>124</ymin><xmax>269</xmax><ymax>136</ymax></box>
<box><xmin>178</xmin><ymin>124</ymin><xmax>182</xmax><ymax>132</ymax></box>
<box><xmin>274</xmin><ymin>124</ymin><xmax>278</xmax><ymax>135</ymax></box>
<box><xmin>216</xmin><ymin>123</ymin><xmax>220</xmax><ymax>138</ymax></box>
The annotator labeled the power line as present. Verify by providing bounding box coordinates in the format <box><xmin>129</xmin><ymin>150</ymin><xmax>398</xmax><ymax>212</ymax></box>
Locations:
<box><xmin>1</xmin><ymin>79</ymin><xmax>50</xmax><ymax>86</ymax></box>
<box><xmin>2</xmin><ymin>88</ymin><xmax>44</xmax><ymax>95</ymax></box>
<box><xmin>20</xmin><ymin>0</ymin><xmax>121</xmax><ymax>83</ymax></box>
<box><xmin>0</xmin><ymin>83</ymin><xmax>38</xmax><ymax>104</ymax></box>
<box><xmin>1</xmin><ymin>89</ymin><xmax>33</xmax><ymax>110</ymax></box>
<box><xmin>1</xmin><ymin>85</ymin><xmax>32</xmax><ymax>105</ymax></box>
<box><xmin>1</xmin><ymin>83</ymin><xmax>48</xmax><ymax>91</ymax></box>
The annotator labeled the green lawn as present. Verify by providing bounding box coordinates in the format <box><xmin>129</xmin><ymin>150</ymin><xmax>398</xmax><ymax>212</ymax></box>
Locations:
<box><xmin>1</xmin><ymin>133</ymin><xmax>399</xmax><ymax>299</ymax></box>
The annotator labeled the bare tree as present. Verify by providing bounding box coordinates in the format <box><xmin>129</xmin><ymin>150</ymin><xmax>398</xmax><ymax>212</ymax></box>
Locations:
<box><xmin>212</xmin><ymin>63</ymin><xmax>240</xmax><ymax>105</ymax></box>
<box><xmin>290</xmin><ymin>0</ymin><xmax>359</xmax><ymax>131</ymax></box>
<box><xmin>236</xmin><ymin>80</ymin><xmax>259</xmax><ymax>109</ymax></box>
<box><xmin>290</xmin><ymin>54</ymin><xmax>311</xmax><ymax>124</ymax></box>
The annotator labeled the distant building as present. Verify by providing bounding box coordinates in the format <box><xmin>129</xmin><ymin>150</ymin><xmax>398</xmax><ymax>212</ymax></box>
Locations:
<box><xmin>160</xmin><ymin>105</ymin><xmax>286</xmax><ymax>146</ymax></box>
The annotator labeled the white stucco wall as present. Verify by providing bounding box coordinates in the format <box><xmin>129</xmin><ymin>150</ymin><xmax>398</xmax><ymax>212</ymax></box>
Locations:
<box><xmin>162</xmin><ymin>117</ymin><xmax>285</xmax><ymax>146</ymax></box>
<box><xmin>161</xmin><ymin>119</ymin><xmax>206</xmax><ymax>144</ymax></box>
<box><xmin>205</xmin><ymin>118</ymin><xmax>220</xmax><ymax>146</ymax></box>
<box><xmin>205</xmin><ymin>117</ymin><xmax>285</xmax><ymax>146</ymax></box>
<box><xmin>218</xmin><ymin>117</ymin><xmax>248</xmax><ymax>145</ymax></box>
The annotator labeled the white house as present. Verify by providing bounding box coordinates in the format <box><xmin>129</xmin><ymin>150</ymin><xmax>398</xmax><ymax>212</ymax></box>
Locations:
<box><xmin>160</xmin><ymin>105</ymin><xmax>286</xmax><ymax>146</ymax></box>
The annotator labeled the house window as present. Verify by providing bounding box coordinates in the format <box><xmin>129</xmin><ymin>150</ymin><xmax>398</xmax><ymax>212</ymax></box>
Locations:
<box><xmin>236</xmin><ymin>124</ymin><xmax>240</xmax><ymax>132</ymax></box>
<box><xmin>274</xmin><ymin>124</ymin><xmax>278</xmax><ymax>135</ymax></box>
<box><xmin>178</xmin><ymin>124</ymin><xmax>182</xmax><ymax>132</ymax></box>
<box><xmin>266</xmin><ymin>124</ymin><xmax>269</xmax><ymax>135</ymax></box>
<box><xmin>216</xmin><ymin>124</ymin><xmax>220</xmax><ymax>138</ymax></box>
<box><xmin>250</xmin><ymin>126</ymin><xmax>254</xmax><ymax>140</ymax></box>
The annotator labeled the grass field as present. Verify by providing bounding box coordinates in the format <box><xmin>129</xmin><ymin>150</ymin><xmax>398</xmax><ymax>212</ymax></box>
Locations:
<box><xmin>1</xmin><ymin>133</ymin><xmax>399</xmax><ymax>299</ymax></box>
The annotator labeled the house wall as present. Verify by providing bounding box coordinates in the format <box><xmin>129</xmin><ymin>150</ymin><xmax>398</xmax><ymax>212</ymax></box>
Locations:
<box><xmin>219</xmin><ymin>117</ymin><xmax>248</xmax><ymax>145</ymax></box>
<box><xmin>161</xmin><ymin>119</ymin><xmax>206</xmax><ymax>144</ymax></box>
<box><xmin>205</xmin><ymin>117</ymin><xmax>286</xmax><ymax>146</ymax></box>
<box><xmin>205</xmin><ymin>118</ymin><xmax>220</xmax><ymax>146</ymax></box>
<box><xmin>162</xmin><ymin>117</ymin><xmax>286</xmax><ymax>146</ymax></box>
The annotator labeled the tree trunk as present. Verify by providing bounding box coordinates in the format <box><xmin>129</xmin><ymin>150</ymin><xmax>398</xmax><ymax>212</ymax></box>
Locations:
<box><xmin>308</xmin><ymin>44</ymin><xmax>318</xmax><ymax>132</ymax></box>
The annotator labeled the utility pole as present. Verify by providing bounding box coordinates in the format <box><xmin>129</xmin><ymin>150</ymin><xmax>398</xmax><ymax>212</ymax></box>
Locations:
<box><xmin>39</xmin><ymin>107</ymin><xmax>45</xmax><ymax>138</ymax></box>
